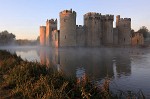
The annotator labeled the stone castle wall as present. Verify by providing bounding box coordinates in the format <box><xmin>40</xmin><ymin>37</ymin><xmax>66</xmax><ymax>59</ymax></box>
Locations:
<box><xmin>113</xmin><ymin>28</ymin><xmax>118</xmax><ymax>45</ymax></box>
<box><xmin>84</xmin><ymin>12</ymin><xmax>102</xmax><ymax>47</ymax></box>
<box><xmin>131</xmin><ymin>32</ymin><xmax>144</xmax><ymax>46</ymax></box>
<box><xmin>46</xmin><ymin>19</ymin><xmax>57</xmax><ymax>46</ymax></box>
<box><xmin>51</xmin><ymin>30</ymin><xmax>60</xmax><ymax>48</ymax></box>
<box><xmin>40</xmin><ymin>26</ymin><xmax>46</xmax><ymax>46</ymax></box>
<box><xmin>59</xmin><ymin>9</ymin><xmax>77</xmax><ymax>47</ymax></box>
<box><xmin>116</xmin><ymin>15</ymin><xmax>131</xmax><ymax>45</ymax></box>
<box><xmin>102</xmin><ymin>15</ymin><xmax>114</xmax><ymax>45</ymax></box>
<box><xmin>40</xmin><ymin>9</ymin><xmax>134</xmax><ymax>47</ymax></box>
<box><xmin>76</xmin><ymin>25</ymin><xmax>86</xmax><ymax>47</ymax></box>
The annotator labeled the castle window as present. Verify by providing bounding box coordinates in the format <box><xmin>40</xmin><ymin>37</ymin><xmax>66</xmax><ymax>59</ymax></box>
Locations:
<box><xmin>64</xmin><ymin>19</ymin><xmax>66</xmax><ymax>22</ymax></box>
<box><xmin>65</xmin><ymin>35</ymin><xmax>66</xmax><ymax>39</ymax></box>
<box><xmin>89</xmin><ymin>17</ymin><xmax>92</xmax><ymax>20</ymax></box>
<box><xmin>124</xmin><ymin>38</ymin><xmax>125</xmax><ymax>42</ymax></box>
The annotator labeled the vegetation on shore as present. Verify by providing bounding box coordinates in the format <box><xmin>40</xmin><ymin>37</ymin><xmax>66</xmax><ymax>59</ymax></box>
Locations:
<box><xmin>0</xmin><ymin>50</ymin><xmax>145</xmax><ymax>99</ymax></box>
<box><xmin>0</xmin><ymin>50</ymin><xmax>113</xmax><ymax>99</ymax></box>
<box><xmin>0</xmin><ymin>30</ymin><xmax>39</xmax><ymax>46</ymax></box>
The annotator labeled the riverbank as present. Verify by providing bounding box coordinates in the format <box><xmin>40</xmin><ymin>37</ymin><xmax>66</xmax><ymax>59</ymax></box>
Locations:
<box><xmin>0</xmin><ymin>50</ymin><xmax>145</xmax><ymax>99</ymax></box>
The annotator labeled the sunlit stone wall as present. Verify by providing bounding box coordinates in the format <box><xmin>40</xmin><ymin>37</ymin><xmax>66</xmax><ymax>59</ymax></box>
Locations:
<box><xmin>131</xmin><ymin>32</ymin><xmax>144</xmax><ymax>46</ymax></box>
<box><xmin>84</xmin><ymin>12</ymin><xmax>102</xmax><ymax>47</ymax></box>
<box><xmin>40</xmin><ymin>26</ymin><xmax>46</xmax><ymax>46</ymax></box>
<box><xmin>59</xmin><ymin>9</ymin><xmax>77</xmax><ymax>47</ymax></box>
<box><xmin>46</xmin><ymin>19</ymin><xmax>57</xmax><ymax>46</ymax></box>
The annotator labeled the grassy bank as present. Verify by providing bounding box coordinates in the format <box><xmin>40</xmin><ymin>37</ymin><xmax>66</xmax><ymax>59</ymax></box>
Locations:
<box><xmin>0</xmin><ymin>50</ymin><xmax>145</xmax><ymax>99</ymax></box>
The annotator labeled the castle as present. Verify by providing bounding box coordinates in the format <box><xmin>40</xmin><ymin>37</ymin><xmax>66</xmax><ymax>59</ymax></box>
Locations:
<box><xmin>40</xmin><ymin>9</ymin><xmax>144</xmax><ymax>47</ymax></box>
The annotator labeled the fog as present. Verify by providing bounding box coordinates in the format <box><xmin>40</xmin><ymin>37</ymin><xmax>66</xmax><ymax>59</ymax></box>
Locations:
<box><xmin>0</xmin><ymin>45</ymin><xmax>146</xmax><ymax>77</ymax></box>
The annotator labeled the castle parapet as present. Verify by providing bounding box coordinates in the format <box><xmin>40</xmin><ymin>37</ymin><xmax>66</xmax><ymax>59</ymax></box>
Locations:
<box><xmin>84</xmin><ymin>12</ymin><xmax>101</xmax><ymax>20</ymax></box>
<box><xmin>102</xmin><ymin>14</ymin><xmax>114</xmax><ymax>21</ymax></box>
<box><xmin>84</xmin><ymin>12</ymin><xmax>101</xmax><ymax>16</ymax></box>
<box><xmin>60</xmin><ymin>9</ymin><xmax>76</xmax><ymax>15</ymax></box>
<box><xmin>46</xmin><ymin>19</ymin><xmax>57</xmax><ymax>24</ymax></box>
<box><xmin>120</xmin><ymin>18</ymin><xmax>131</xmax><ymax>22</ymax></box>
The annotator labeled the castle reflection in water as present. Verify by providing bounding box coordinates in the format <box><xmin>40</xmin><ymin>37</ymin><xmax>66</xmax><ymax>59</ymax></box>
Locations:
<box><xmin>38</xmin><ymin>48</ymin><xmax>131</xmax><ymax>81</ymax></box>
<box><xmin>2</xmin><ymin>46</ymin><xmax>150</xmax><ymax>97</ymax></box>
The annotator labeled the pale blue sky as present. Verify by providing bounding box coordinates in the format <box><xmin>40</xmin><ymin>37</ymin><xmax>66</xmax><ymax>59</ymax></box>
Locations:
<box><xmin>0</xmin><ymin>0</ymin><xmax>150</xmax><ymax>40</ymax></box>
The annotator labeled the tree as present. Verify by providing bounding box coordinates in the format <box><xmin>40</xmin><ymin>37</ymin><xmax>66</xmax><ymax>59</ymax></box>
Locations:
<box><xmin>36</xmin><ymin>36</ymin><xmax>40</xmax><ymax>44</ymax></box>
<box><xmin>0</xmin><ymin>30</ymin><xmax>16</xmax><ymax>45</ymax></box>
<box><xmin>137</xmin><ymin>26</ymin><xmax>150</xmax><ymax>38</ymax></box>
<box><xmin>37</xmin><ymin>36</ymin><xmax>40</xmax><ymax>42</ymax></box>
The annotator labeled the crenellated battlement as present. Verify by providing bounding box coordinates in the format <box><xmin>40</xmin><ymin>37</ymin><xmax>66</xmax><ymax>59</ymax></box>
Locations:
<box><xmin>84</xmin><ymin>12</ymin><xmax>101</xmax><ymax>16</ymax></box>
<box><xmin>120</xmin><ymin>18</ymin><xmax>131</xmax><ymax>22</ymax></box>
<box><xmin>84</xmin><ymin>12</ymin><xmax>101</xmax><ymax>20</ymax></box>
<box><xmin>76</xmin><ymin>25</ymin><xmax>85</xmax><ymax>29</ymax></box>
<box><xmin>102</xmin><ymin>14</ymin><xmax>114</xmax><ymax>21</ymax></box>
<box><xmin>117</xmin><ymin>15</ymin><xmax>131</xmax><ymax>22</ymax></box>
<box><xmin>60</xmin><ymin>9</ymin><xmax>76</xmax><ymax>15</ymax></box>
<box><xmin>46</xmin><ymin>19</ymin><xmax>57</xmax><ymax>24</ymax></box>
<box><xmin>40</xmin><ymin>9</ymin><xmax>133</xmax><ymax>47</ymax></box>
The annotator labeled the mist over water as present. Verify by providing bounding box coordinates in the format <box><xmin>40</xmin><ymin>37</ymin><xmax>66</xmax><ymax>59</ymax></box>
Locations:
<box><xmin>1</xmin><ymin>46</ymin><xmax>150</xmax><ymax>97</ymax></box>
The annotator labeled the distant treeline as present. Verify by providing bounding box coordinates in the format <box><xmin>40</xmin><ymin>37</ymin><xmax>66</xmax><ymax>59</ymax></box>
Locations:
<box><xmin>0</xmin><ymin>30</ymin><xmax>39</xmax><ymax>46</ymax></box>
<box><xmin>15</xmin><ymin>39</ymin><xmax>38</xmax><ymax>46</ymax></box>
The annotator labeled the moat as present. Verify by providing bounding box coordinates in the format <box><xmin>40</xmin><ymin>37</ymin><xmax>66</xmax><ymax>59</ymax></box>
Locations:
<box><xmin>1</xmin><ymin>46</ymin><xmax>150</xmax><ymax>97</ymax></box>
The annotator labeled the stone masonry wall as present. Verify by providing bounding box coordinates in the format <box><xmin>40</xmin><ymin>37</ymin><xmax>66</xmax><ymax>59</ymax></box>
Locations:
<box><xmin>59</xmin><ymin>9</ymin><xmax>77</xmax><ymax>47</ymax></box>
<box><xmin>84</xmin><ymin>12</ymin><xmax>102</xmax><ymax>47</ymax></box>
<box><xmin>40</xmin><ymin>9</ymin><xmax>132</xmax><ymax>48</ymax></box>
<box><xmin>102</xmin><ymin>15</ymin><xmax>114</xmax><ymax>45</ymax></box>
<box><xmin>46</xmin><ymin>19</ymin><xmax>57</xmax><ymax>46</ymax></box>
<box><xmin>113</xmin><ymin>28</ymin><xmax>118</xmax><ymax>45</ymax></box>
<box><xmin>40</xmin><ymin>26</ymin><xmax>46</xmax><ymax>46</ymax></box>
<box><xmin>131</xmin><ymin>32</ymin><xmax>144</xmax><ymax>46</ymax></box>
<box><xmin>51</xmin><ymin>30</ymin><xmax>60</xmax><ymax>48</ymax></box>
<box><xmin>76</xmin><ymin>25</ymin><xmax>86</xmax><ymax>47</ymax></box>
<box><xmin>116</xmin><ymin>15</ymin><xmax>131</xmax><ymax>45</ymax></box>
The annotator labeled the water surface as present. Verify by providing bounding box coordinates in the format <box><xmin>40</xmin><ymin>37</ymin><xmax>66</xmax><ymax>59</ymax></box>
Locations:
<box><xmin>1</xmin><ymin>46</ymin><xmax>150</xmax><ymax>97</ymax></box>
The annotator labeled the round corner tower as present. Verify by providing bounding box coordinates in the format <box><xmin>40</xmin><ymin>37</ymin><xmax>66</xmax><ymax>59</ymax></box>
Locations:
<box><xmin>84</xmin><ymin>12</ymin><xmax>102</xmax><ymax>47</ymax></box>
<box><xmin>59</xmin><ymin>9</ymin><xmax>77</xmax><ymax>47</ymax></box>
<box><xmin>116</xmin><ymin>16</ymin><xmax>131</xmax><ymax>45</ymax></box>
<box><xmin>101</xmin><ymin>14</ymin><xmax>114</xmax><ymax>45</ymax></box>
<box><xmin>40</xmin><ymin>26</ymin><xmax>46</xmax><ymax>46</ymax></box>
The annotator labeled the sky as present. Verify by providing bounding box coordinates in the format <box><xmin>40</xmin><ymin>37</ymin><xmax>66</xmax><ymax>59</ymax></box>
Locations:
<box><xmin>0</xmin><ymin>0</ymin><xmax>150</xmax><ymax>40</ymax></box>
